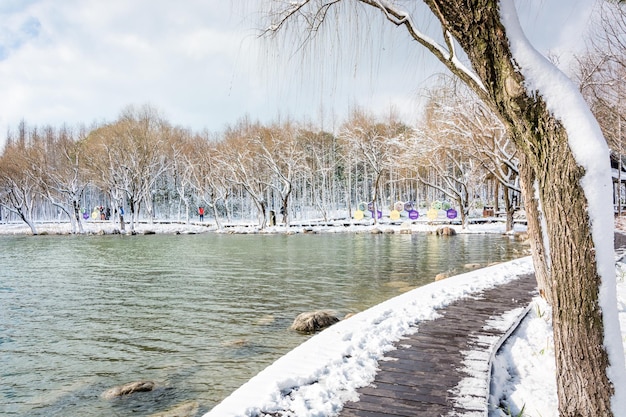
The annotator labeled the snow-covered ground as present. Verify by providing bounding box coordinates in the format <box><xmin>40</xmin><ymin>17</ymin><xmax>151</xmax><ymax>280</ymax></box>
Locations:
<box><xmin>0</xmin><ymin>217</ymin><xmax>521</xmax><ymax>236</ymax></box>
<box><xmin>2</xmin><ymin>219</ymin><xmax>625</xmax><ymax>416</ymax></box>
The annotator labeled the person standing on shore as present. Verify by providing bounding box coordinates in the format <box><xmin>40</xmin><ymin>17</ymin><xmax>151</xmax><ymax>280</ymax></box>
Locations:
<box><xmin>198</xmin><ymin>207</ymin><xmax>205</xmax><ymax>222</ymax></box>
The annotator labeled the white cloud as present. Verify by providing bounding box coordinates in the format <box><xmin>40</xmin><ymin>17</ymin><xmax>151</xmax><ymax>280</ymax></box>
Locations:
<box><xmin>0</xmin><ymin>0</ymin><xmax>600</xmax><ymax>149</ymax></box>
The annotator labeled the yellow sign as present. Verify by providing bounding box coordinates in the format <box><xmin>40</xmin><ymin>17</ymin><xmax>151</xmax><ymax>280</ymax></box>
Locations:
<box><xmin>354</xmin><ymin>210</ymin><xmax>364</xmax><ymax>220</ymax></box>
<box><xmin>426</xmin><ymin>208</ymin><xmax>439</xmax><ymax>220</ymax></box>
<box><xmin>390</xmin><ymin>210</ymin><xmax>400</xmax><ymax>220</ymax></box>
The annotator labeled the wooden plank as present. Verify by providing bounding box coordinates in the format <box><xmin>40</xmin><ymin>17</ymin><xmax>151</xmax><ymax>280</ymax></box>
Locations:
<box><xmin>338</xmin><ymin>273</ymin><xmax>537</xmax><ymax>417</ymax></box>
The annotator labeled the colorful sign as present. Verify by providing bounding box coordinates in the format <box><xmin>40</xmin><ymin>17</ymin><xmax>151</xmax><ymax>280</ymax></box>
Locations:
<box><xmin>408</xmin><ymin>210</ymin><xmax>419</xmax><ymax>220</ymax></box>
<box><xmin>426</xmin><ymin>208</ymin><xmax>439</xmax><ymax>220</ymax></box>
<box><xmin>446</xmin><ymin>209</ymin><xmax>458</xmax><ymax>219</ymax></box>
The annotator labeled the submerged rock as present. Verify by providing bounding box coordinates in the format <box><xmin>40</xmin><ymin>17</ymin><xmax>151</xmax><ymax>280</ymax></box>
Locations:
<box><xmin>149</xmin><ymin>400</ymin><xmax>199</xmax><ymax>417</ymax></box>
<box><xmin>255</xmin><ymin>314</ymin><xmax>276</xmax><ymax>326</ymax></box>
<box><xmin>291</xmin><ymin>311</ymin><xmax>340</xmax><ymax>333</ymax></box>
<box><xmin>101</xmin><ymin>380</ymin><xmax>155</xmax><ymax>400</ymax></box>
<box><xmin>221</xmin><ymin>338</ymin><xmax>250</xmax><ymax>348</ymax></box>
<box><xmin>435</xmin><ymin>272</ymin><xmax>450</xmax><ymax>281</ymax></box>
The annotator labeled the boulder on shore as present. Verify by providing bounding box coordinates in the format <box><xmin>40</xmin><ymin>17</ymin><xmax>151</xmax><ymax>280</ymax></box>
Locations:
<box><xmin>291</xmin><ymin>311</ymin><xmax>340</xmax><ymax>333</ymax></box>
<box><xmin>102</xmin><ymin>380</ymin><xmax>155</xmax><ymax>400</ymax></box>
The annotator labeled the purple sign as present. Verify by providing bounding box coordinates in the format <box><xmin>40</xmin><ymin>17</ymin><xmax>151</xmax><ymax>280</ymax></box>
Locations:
<box><xmin>408</xmin><ymin>210</ymin><xmax>419</xmax><ymax>220</ymax></box>
<box><xmin>446</xmin><ymin>209</ymin><xmax>457</xmax><ymax>219</ymax></box>
<box><xmin>370</xmin><ymin>210</ymin><xmax>382</xmax><ymax>219</ymax></box>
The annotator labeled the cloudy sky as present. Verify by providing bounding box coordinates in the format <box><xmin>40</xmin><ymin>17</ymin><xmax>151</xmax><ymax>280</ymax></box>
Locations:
<box><xmin>0</xmin><ymin>0</ymin><xmax>598</xmax><ymax>148</ymax></box>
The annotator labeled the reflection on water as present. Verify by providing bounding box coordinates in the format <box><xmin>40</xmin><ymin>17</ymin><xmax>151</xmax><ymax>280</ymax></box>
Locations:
<box><xmin>0</xmin><ymin>232</ymin><xmax>525</xmax><ymax>416</ymax></box>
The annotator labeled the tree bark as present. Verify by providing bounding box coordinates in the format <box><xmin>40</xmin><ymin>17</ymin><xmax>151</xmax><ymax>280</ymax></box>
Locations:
<box><xmin>432</xmin><ymin>2</ymin><xmax>615</xmax><ymax>414</ymax></box>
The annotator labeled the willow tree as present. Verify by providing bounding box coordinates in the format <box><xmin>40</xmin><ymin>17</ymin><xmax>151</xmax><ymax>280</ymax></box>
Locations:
<box><xmin>264</xmin><ymin>1</ymin><xmax>626</xmax><ymax>415</ymax></box>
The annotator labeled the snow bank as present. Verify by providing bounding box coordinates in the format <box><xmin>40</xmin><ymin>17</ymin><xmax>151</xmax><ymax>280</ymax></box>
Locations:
<box><xmin>204</xmin><ymin>256</ymin><xmax>534</xmax><ymax>417</ymax></box>
<box><xmin>491</xmin><ymin>259</ymin><xmax>626</xmax><ymax>417</ymax></box>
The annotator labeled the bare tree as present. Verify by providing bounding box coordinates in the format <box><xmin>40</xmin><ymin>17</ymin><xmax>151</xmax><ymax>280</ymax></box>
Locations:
<box><xmin>85</xmin><ymin>105</ymin><xmax>172</xmax><ymax>232</ymax></box>
<box><xmin>412</xmin><ymin>126</ymin><xmax>484</xmax><ymax>228</ymax></box>
<box><xmin>252</xmin><ymin>122</ymin><xmax>308</xmax><ymax>226</ymax></box>
<box><xmin>575</xmin><ymin>2</ymin><xmax>626</xmax><ymax>215</ymax></box>
<box><xmin>33</xmin><ymin>125</ymin><xmax>89</xmax><ymax>234</ymax></box>
<box><xmin>0</xmin><ymin>134</ymin><xmax>42</xmax><ymax>234</ymax></box>
<box><xmin>188</xmin><ymin>135</ymin><xmax>234</xmax><ymax>229</ymax></box>
<box><xmin>220</xmin><ymin>120</ymin><xmax>273</xmax><ymax>229</ymax></box>
<box><xmin>302</xmin><ymin>128</ymin><xmax>341</xmax><ymax>222</ymax></box>
<box><xmin>340</xmin><ymin>108</ymin><xmax>407</xmax><ymax>223</ymax></box>
<box><xmin>263</xmin><ymin>1</ymin><xmax>626</xmax><ymax>415</ymax></box>
<box><xmin>423</xmin><ymin>76</ymin><xmax>521</xmax><ymax>231</ymax></box>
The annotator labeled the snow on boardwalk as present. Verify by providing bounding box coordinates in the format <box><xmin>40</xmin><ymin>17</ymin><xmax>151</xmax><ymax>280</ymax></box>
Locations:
<box><xmin>339</xmin><ymin>273</ymin><xmax>536</xmax><ymax>417</ymax></box>
<box><xmin>205</xmin><ymin>257</ymin><xmax>537</xmax><ymax>417</ymax></box>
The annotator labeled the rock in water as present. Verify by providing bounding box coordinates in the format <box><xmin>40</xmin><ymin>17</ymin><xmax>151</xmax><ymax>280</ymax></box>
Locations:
<box><xmin>435</xmin><ymin>226</ymin><xmax>456</xmax><ymax>236</ymax></box>
<box><xmin>149</xmin><ymin>400</ymin><xmax>199</xmax><ymax>417</ymax></box>
<box><xmin>102</xmin><ymin>380</ymin><xmax>155</xmax><ymax>400</ymax></box>
<box><xmin>291</xmin><ymin>311</ymin><xmax>340</xmax><ymax>333</ymax></box>
<box><xmin>435</xmin><ymin>272</ymin><xmax>450</xmax><ymax>281</ymax></box>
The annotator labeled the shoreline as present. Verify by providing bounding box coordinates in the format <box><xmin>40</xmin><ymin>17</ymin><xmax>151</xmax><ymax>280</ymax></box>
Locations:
<box><xmin>0</xmin><ymin>217</ymin><xmax>527</xmax><ymax>237</ymax></box>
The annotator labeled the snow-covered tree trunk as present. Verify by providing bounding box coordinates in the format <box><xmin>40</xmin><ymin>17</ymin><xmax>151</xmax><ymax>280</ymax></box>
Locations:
<box><xmin>265</xmin><ymin>0</ymin><xmax>626</xmax><ymax>414</ymax></box>
<box><xmin>461</xmin><ymin>2</ymin><xmax>625</xmax><ymax>414</ymax></box>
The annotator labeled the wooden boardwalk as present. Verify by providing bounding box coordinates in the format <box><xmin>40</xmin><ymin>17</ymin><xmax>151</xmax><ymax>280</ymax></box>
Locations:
<box><xmin>339</xmin><ymin>273</ymin><xmax>537</xmax><ymax>417</ymax></box>
<box><xmin>339</xmin><ymin>233</ymin><xmax>626</xmax><ymax>417</ymax></box>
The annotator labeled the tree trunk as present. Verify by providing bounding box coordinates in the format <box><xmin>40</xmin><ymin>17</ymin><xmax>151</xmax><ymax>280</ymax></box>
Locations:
<box><xmin>494</xmin><ymin>179</ymin><xmax>500</xmax><ymax>213</ymax></box>
<box><xmin>72</xmin><ymin>200</ymin><xmax>84</xmax><ymax>234</ymax></box>
<box><xmin>423</xmin><ymin>1</ymin><xmax>618</xmax><ymax>414</ymax></box>
<box><xmin>455</xmin><ymin>195</ymin><xmax>468</xmax><ymax>228</ymax></box>
<box><xmin>209</xmin><ymin>190</ymin><xmax>223</xmax><ymax>229</ymax></box>
<box><xmin>502</xmin><ymin>184</ymin><xmax>513</xmax><ymax>233</ymax></box>
<box><xmin>533</xmin><ymin>120</ymin><xmax>614</xmax><ymax>415</ymax></box>
<box><xmin>129</xmin><ymin>199</ymin><xmax>136</xmax><ymax>231</ymax></box>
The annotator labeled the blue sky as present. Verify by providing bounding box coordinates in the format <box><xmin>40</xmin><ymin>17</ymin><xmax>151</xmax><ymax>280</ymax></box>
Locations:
<box><xmin>0</xmin><ymin>0</ymin><xmax>598</xmax><ymax>148</ymax></box>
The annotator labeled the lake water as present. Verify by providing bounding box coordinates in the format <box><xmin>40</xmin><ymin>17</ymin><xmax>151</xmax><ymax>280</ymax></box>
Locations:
<box><xmin>0</xmin><ymin>232</ymin><xmax>526</xmax><ymax>416</ymax></box>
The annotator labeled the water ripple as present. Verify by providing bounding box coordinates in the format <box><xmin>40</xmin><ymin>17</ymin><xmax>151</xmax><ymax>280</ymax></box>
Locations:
<box><xmin>0</xmin><ymin>232</ymin><xmax>525</xmax><ymax>416</ymax></box>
